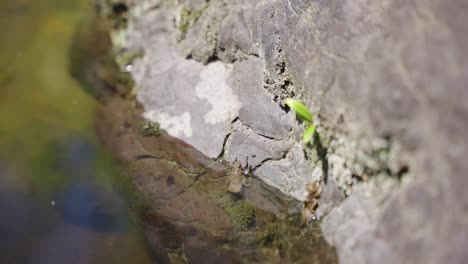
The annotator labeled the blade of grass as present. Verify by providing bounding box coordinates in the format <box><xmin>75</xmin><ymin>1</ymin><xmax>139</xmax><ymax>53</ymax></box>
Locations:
<box><xmin>303</xmin><ymin>125</ymin><xmax>316</xmax><ymax>144</ymax></box>
<box><xmin>285</xmin><ymin>98</ymin><xmax>313</xmax><ymax>123</ymax></box>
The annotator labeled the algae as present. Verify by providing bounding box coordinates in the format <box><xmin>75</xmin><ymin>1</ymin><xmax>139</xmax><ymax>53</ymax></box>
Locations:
<box><xmin>257</xmin><ymin>222</ymin><xmax>288</xmax><ymax>249</ymax></box>
<box><xmin>167</xmin><ymin>245</ymin><xmax>188</xmax><ymax>264</ymax></box>
<box><xmin>177</xmin><ymin>4</ymin><xmax>208</xmax><ymax>42</ymax></box>
<box><xmin>115</xmin><ymin>49</ymin><xmax>144</xmax><ymax>69</ymax></box>
<box><xmin>140</xmin><ymin>120</ymin><xmax>161</xmax><ymax>137</ymax></box>
<box><xmin>215</xmin><ymin>192</ymin><xmax>255</xmax><ymax>231</ymax></box>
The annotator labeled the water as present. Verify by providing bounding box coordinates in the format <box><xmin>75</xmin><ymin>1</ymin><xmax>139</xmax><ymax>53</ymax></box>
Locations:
<box><xmin>0</xmin><ymin>1</ymin><xmax>153</xmax><ymax>263</ymax></box>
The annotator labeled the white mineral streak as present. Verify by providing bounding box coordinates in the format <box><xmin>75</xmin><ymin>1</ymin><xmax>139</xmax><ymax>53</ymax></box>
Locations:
<box><xmin>195</xmin><ymin>62</ymin><xmax>240</xmax><ymax>124</ymax></box>
<box><xmin>143</xmin><ymin>111</ymin><xmax>193</xmax><ymax>138</ymax></box>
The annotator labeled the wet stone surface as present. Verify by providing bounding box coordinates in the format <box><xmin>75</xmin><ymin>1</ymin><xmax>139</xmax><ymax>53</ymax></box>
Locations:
<box><xmin>95</xmin><ymin>97</ymin><xmax>338</xmax><ymax>263</ymax></box>
<box><xmin>101</xmin><ymin>1</ymin><xmax>468</xmax><ymax>263</ymax></box>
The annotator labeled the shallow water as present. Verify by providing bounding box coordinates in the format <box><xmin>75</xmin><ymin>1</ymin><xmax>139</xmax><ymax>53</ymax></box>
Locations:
<box><xmin>0</xmin><ymin>1</ymin><xmax>153</xmax><ymax>263</ymax></box>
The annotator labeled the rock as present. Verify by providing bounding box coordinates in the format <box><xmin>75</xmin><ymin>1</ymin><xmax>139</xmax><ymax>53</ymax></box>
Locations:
<box><xmin>255</xmin><ymin>144</ymin><xmax>314</xmax><ymax>201</ymax></box>
<box><xmin>94</xmin><ymin>96</ymin><xmax>337</xmax><ymax>263</ymax></box>
<box><xmin>129</xmin><ymin>10</ymin><xmax>240</xmax><ymax>158</ymax></box>
<box><xmin>315</xmin><ymin>178</ymin><xmax>344</xmax><ymax>219</ymax></box>
<box><xmin>102</xmin><ymin>0</ymin><xmax>468</xmax><ymax>263</ymax></box>
<box><xmin>230</xmin><ymin>57</ymin><xmax>293</xmax><ymax>140</ymax></box>
<box><xmin>123</xmin><ymin>6</ymin><xmax>308</xmax><ymax>198</ymax></box>
<box><xmin>177</xmin><ymin>1</ymin><xmax>227</xmax><ymax>63</ymax></box>
<box><xmin>321</xmin><ymin>182</ymin><xmax>396</xmax><ymax>264</ymax></box>
<box><xmin>217</xmin><ymin>6</ymin><xmax>257</xmax><ymax>62</ymax></box>
<box><xmin>224</xmin><ymin>121</ymin><xmax>292</xmax><ymax>169</ymax></box>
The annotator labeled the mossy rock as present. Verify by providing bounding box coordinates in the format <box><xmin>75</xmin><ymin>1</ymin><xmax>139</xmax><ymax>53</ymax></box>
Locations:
<box><xmin>140</xmin><ymin>120</ymin><xmax>161</xmax><ymax>137</ymax></box>
<box><xmin>177</xmin><ymin>4</ymin><xmax>208</xmax><ymax>42</ymax></box>
<box><xmin>115</xmin><ymin>49</ymin><xmax>144</xmax><ymax>69</ymax></box>
<box><xmin>257</xmin><ymin>222</ymin><xmax>288</xmax><ymax>249</ymax></box>
<box><xmin>215</xmin><ymin>192</ymin><xmax>255</xmax><ymax>231</ymax></box>
<box><xmin>167</xmin><ymin>246</ymin><xmax>188</xmax><ymax>264</ymax></box>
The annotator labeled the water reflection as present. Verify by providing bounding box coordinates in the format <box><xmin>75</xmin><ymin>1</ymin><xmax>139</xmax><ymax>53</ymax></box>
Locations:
<box><xmin>0</xmin><ymin>138</ymin><xmax>152</xmax><ymax>263</ymax></box>
<box><xmin>0</xmin><ymin>0</ymin><xmax>153</xmax><ymax>263</ymax></box>
<box><xmin>55</xmin><ymin>181</ymin><xmax>128</xmax><ymax>232</ymax></box>
<box><xmin>51</xmin><ymin>140</ymin><xmax>127</xmax><ymax>232</ymax></box>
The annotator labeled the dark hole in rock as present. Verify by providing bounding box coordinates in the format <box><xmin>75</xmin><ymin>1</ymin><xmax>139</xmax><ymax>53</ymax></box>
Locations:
<box><xmin>280</xmin><ymin>103</ymin><xmax>290</xmax><ymax>113</ymax></box>
<box><xmin>205</xmin><ymin>55</ymin><xmax>220</xmax><ymax>64</ymax></box>
<box><xmin>112</xmin><ymin>3</ymin><xmax>128</xmax><ymax>15</ymax></box>
<box><xmin>337</xmin><ymin>113</ymin><xmax>344</xmax><ymax>123</ymax></box>
<box><xmin>166</xmin><ymin>175</ymin><xmax>175</xmax><ymax>186</ymax></box>
<box><xmin>396</xmin><ymin>165</ymin><xmax>409</xmax><ymax>180</ymax></box>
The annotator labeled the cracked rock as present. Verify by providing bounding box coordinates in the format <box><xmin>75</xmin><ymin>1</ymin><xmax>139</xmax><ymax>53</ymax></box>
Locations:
<box><xmin>255</xmin><ymin>144</ymin><xmax>314</xmax><ymax>201</ymax></box>
<box><xmin>224</xmin><ymin>120</ymin><xmax>293</xmax><ymax>169</ymax></box>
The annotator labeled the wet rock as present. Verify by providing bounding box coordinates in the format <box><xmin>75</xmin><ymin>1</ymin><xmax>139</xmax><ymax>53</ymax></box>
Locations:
<box><xmin>121</xmin><ymin>5</ymin><xmax>310</xmax><ymax>202</ymax></box>
<box><xmin>98</xmin><ymin>0</ymin><xmax>468</xmax><ymax>263</ymax></box>
<box><xmin>94</xmin><ymin>97</ymin><xmax>337</xmax><ymax>263</ymax></box>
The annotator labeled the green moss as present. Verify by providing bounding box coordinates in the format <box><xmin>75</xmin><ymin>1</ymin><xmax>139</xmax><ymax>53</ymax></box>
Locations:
<box><xmin>177</xmin><ymin>4</ymin><xmax>208</xmax><ymax>42</ymax></box>
<box><xmin>257</xmin><ymin>222</ymin><xmax>288</xmax><ymax>249</ymax></box>
<box><xmin>115</xmin><ymin>49</ymin><xmax>144</xmax><ymax>69</ymax></box>
<box><xmin>116</xmin><ymin>71</ymin><xmax>136</xmax><ymax>96</ymax></box>
<box><xmin>140</xmin><ymin>120</ymin><xmax>161</xmax><ymax>137</ymax></box>
<box><xmin>167</xmin><ymin>246</ymin><xmax>188</xmax><ymax>264</ymax></box>
<box><xmin>110</xmin><ymin>28</ymin><xmax>129</xmax><ymax>52</ymax></box>
<box><xmin>216</xmin><ymin>192</ymin><xmax>255</xmax><ymax>231</ymax></box>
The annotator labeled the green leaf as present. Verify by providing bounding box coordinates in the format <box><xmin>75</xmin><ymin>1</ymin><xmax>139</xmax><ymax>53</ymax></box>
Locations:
<box><xmin>285</xmin><ymin>98</ymin><xmax>313</xmax><ymax>123</ymax></box>
<box><xmin>303</xmin><ymin>125</ymin><xmax>316</xmax><ymax>144</ymax></box>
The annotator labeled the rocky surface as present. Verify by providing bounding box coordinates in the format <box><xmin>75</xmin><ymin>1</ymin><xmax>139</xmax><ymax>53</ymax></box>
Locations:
<box><xmin>98</xmin><ymin>0</ymin><xmax>468</xmax><ymax>263</ymax></box>
<box><xmin>94</xmin><ymin>97</ymin><xmax>338</xmax><ymax>263</ymax></box>
<box><xmin>111</xmin><ymin>3</ymin><xmax>313</xmax><ymax>201</ymax></box>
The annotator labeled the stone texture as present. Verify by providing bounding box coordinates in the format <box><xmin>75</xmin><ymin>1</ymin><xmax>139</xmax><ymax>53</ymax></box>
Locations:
<box><xmin>117</xmin><ymin>3</ymin><xmax>311</xmax><ymax>201</ymax></box>
<box><xmin>106</xmin><ymin>0</ymin><xmax>468</xmax><ymax>263</ymax></box>
<box><xmin>229</xmin><ymin>57</ymin><xmax>293</xmax><ymax>140</ymax></box>
<box><xmin>255</xmin><ymin>144</ymin><xmax>315</xmax><ymax>201</ymax></box>
<box><xmin>177</xmin><ymin>1</ymin><xmax>227</xmax><ymax>63</ymax></box>
<box><xmin>224</xmin><ymin>121</ymin><xmax>292</xmax><ymax>170</ymax></box>
<box><xmin>321</xmin><ymin>178</ymin><xmax>399</xmax><ymax>263</ymax></box>
<box><xmin>127</xmin><ymin>10</ymin><xmax>239</xmax><ymax>158</ymax></box>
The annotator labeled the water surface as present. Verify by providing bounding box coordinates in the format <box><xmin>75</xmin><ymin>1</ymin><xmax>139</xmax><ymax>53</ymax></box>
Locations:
<box><xmin>0</xmin><ymin>1</ymin><xmax>153</xmax><ymax>263</ymax></box>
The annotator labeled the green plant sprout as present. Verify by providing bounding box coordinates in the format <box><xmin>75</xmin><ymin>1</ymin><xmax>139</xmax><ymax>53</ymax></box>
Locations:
<box><xmin>285</xmin><ymin>98</ymin><xmax>316</xmax><ymax>144</ymax></box>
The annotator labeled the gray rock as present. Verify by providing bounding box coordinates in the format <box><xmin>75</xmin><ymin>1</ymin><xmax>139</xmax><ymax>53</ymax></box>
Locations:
<box><xmin>224</xmin><ymin>120</ymin><xmax>292</xmax><ymax>169</ymax></box>
<box><xmin>315</xmin><ymin>178</ymin><xmax>344</xmax><ymax>219</ymax></box>
<box><xmin>127</xmin><ymin>8</ymin><xmax>304</xmax><ymax>190</ymax></box>
<box><xmin>255</xmin><ymin>144</ymin><xmax>314</xmax><ymax>201</ymax></box>
<box><xmin>321</xmin><ymin>181</ymin><xmax>397</xmax><ymax>264</ymax></box>
<box><xmin>109</xmin><ymin>0</ymin><xmax>468</xmax><ymax>262</ymax></box>
<box><xmin>229</xmin><ymin>57</ymin><xmax>293</xmax><ymax>139</ymax></box>
<box><xmin>129</xmin><ymin>10</ymin><xmax>240</xmax><ymax>158</ymax></box>
<box><xmin>177</xmin><ymin>1</ymin><xmax>227</xmax><ymax>63</ymax></box>
<box><xmin>217</xmin><ymin>2</ymin><xmax>258</xmax><ymax>62</ymax></box>
<box><xmin>265</xmin><ymin>0</ymin><xmax>468</xmax><ymax>262</ymax></box>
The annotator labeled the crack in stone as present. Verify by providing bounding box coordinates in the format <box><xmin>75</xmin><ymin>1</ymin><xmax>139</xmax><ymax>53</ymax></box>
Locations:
<box><xmin>251</xmin><ymin>146</ymin><xmax>292</xmax><ymax>174</ymax></box>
